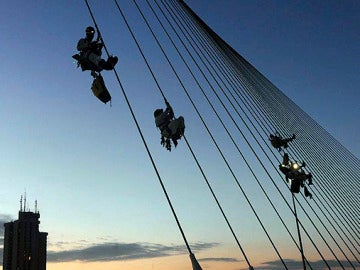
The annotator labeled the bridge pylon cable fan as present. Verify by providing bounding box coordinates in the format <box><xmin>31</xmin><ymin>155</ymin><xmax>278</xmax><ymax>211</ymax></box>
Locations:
<box><xmin>172</xmin><ymin>0</ymin><xmax>358</xmax><ymax>268</ymax></box>
<box><xmin>184</xmin><ymin>8</ymin><xmax>360</xmax><ymax>263</ymax></box>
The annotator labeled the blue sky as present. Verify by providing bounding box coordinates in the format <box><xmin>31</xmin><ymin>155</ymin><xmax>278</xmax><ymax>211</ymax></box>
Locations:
<box><xmin>0</xmin><ymin>1</ymin><xmax>359</xmax><ymax>270</ymax></box>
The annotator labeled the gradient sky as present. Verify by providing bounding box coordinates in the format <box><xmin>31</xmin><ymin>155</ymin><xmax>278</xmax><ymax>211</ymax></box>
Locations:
<box><xmin>0</xmin><ymin>1</ymin><xmax>359</xmax><ymax>270</ymax></box>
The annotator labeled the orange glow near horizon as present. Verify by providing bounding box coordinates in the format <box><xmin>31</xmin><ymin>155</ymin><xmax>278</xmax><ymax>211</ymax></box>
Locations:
<box><xmin>46</xmin><ymin>255</ymin><xmax>248</xmax><ymax>270</ymax></box>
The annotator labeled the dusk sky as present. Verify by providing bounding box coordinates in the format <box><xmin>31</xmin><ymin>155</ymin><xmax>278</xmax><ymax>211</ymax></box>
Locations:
<box><xmin>0</xmin><ymin>1</ymin><xmax>359</xmax><ymax>270</ymax></box>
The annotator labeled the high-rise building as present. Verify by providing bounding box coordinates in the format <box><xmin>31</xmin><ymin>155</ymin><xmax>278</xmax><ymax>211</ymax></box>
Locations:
<box><xmin>3</xmin><ymin>198</ymin><xmax>48</xmax><ymax>270</ymax></box>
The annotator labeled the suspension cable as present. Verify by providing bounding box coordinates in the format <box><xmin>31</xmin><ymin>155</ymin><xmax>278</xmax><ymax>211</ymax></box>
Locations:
<box><xmin>83</xmin><ymin>0</ymin><xmax>193</xmax><ymax>255</ymax></box>
<box><xmin>173</xmin><ymin>0</ymin><xmax>356</xmax><ymax>266</ymax></box>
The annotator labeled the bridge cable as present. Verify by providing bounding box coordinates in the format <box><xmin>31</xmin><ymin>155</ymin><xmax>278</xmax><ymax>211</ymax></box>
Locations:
<box><xmin>205</xmin><ymin>11</ymin><xmax>360</xmax><ymax>258</ymax></box>
<box><xmin>172</xmin><ymin>0</ymin><xmax>358</xmax><ymax>266</ymax></box>
<box><xmin>83</xmin><ymin>0</ymin><xmax>196</xmax><ymax>261</ymax></box>
<box><xmin>155</xmin><ymin>1</ymin><xmax>323</xmax><ymax>268</ymax></box>
<box><xmin>173</xmin><ymin>0</ymin><xmax>338</xmax><ymax>264</ymax></box>
<box><xmin>224</xmin><ymin>39</ymin><xmax>360</xmax><ymax>238</ymax></box>
<box><xmin>183</xmin><ymin>1</ymin><xmax>360</xmax><ymax>262</ymax></box>
<box><xmin>136</xmin><ymin>0</ymin><xmax>255</xmax><ymax>267</ymax></box>
<box><xmin>193</xmin><ymin>13</ymin><xmax>360</xmax><ymax>258</ymax></box>
<box><xmin>118</xmin><ymin>0</ymin><xmax>292</xmax><ymax>268</ymax></box>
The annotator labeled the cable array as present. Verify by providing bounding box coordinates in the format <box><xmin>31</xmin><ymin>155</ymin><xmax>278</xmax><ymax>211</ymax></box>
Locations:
<box><xmin>80</xmin><ymin>1</ymin><xmax>360</xmax><ymax>269</ymax></box>
<box><xmin>83</xmin><ymin>1</ymin><xmax>203</xmax><ymax>269</ymax></box>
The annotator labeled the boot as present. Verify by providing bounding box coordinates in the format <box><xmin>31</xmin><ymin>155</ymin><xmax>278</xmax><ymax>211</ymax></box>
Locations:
<box><xmin>99</xmin><ymin>56</ymin><xmax>118</xmax><ymax>70</ymax></box>
<box><xmin>304</xmin><ymin>186</ymin><xmax>312</xmax><ymax>199</ymax></box>
<box><xmin>107</xmin><ymin>56</ymin><xmax>118</xmax><ymax>67</ymax></box>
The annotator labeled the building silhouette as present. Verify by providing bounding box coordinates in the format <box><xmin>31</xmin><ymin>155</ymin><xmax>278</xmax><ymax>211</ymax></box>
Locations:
<box><xmin>3</xmin><ymin>197</ymin><xmax>48</xmax><ymax>270</ymax></box>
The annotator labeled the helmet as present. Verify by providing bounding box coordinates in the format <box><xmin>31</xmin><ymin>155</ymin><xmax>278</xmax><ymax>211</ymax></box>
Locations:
<box><xmin>154</xmin><ymin>109</ymin><xmax>163</xmax><ymax>118</ymax></box>
<box><xmin>86</xmin><ymin>26</ymin><xmax>95</xmax><ymax>34</ymax></box>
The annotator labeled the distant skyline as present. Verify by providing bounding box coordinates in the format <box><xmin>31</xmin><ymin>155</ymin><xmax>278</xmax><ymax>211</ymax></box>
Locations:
<box><xmin>1</xmin><ymin>1</ymin><xmax>359</xmax><ymax>270</ymax></box>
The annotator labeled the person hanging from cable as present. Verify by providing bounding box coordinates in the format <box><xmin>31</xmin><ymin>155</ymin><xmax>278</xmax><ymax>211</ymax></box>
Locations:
<box><xmin>154</xmin><ymin>99</ymin><xmax>185</xmax><ymax>151</ymax></box>
<box><xmin>269</xmin><ymin>132</ymin><xmax>296</xmax><ymax>151</ymax></box>
<box><xmin>289</xmin><ymin>169</ymin><xmax>313</xmax><ymax>198</ymax></box>
<box><xmin>279</xmin><ymin>153</ymin><xmax>292</xmax><ymax>181</ymax></box>
<box><xmin>279</xmin><ymin>153</ymin><xmax>307</xmax><ymax>179</ymax></box>
<box><xmin>72</xmin><ymin>26</ymin><xmax>118</xmax><ymax>104</ymax></box>
<box><xmin>73</xmin><ymin>26</ymin><xmax>118</xmax><ymax>76</ymax></box>
<box><xmin>279</xmin><ymin>153</ymin><xmax>313</xmax><ymax>198</ymax></box>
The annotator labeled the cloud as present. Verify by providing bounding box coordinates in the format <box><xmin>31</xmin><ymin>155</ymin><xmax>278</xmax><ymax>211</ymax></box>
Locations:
<box><xmin>0</xmin><ymin>214</ymin><xmax>12</xmax><ymax>247</ymax></box>
<box><xmin>0</xmin><ymin>214</ymin><xmax>13</xmax><ymax>264</ymax></box>
<box><xmin>307</xmin><ymin>259</ymin><xmax>360</xmax><ymax>269</ymax></box>
<box><xmin>47</xmin><ymin>239</ymin><xmax>90</xmax><ymax>250</ymax></box>
<box><xmin>0</xmin><ymin>214</ymin><xmax>12</xmax><ymax>235</ymax></box>
<box><xmin>190</xmin><ymin>242</ymin><xmax>218</xmax><ymax>251</ymax></box>
<box><xmin>248</xmin><ymin>259</ymin><xmax>360</xmax><ymax>270</ymax></box>
<box><xmin>0</xmin><ymin>219</ymin><xmax>218</xmax><ymax>264</ymax></box>
<box><xmin>0</xmin><ymin>215</ymin><xmax>12</xmax><ymax>264</ymax></box>
<box><xmin>48</xmin><ymin>241</ymin><xmax>219</xmax><ymax>263</ymax></box>
<box><xmin>198</xmin><ymin>257</ymin><xmax>241</xmax><ymax>262</ymax></box>
<box><xmin>257</xmin><ymin>259</ymin><xmax>303</xmax><ymax>269</ymax></box>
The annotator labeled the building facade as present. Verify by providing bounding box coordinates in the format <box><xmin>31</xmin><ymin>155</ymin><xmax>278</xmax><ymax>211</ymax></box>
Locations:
<box><xmin>3</xmin><ymin>208</ymin><xmax>48</xmax><ymax>270</ymax></box>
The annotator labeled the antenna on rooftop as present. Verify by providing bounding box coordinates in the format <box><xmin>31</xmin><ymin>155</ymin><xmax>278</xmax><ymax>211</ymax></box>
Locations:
<box><xmin>35</xmin><ymin>200</ymin><xmax>38</xmax><ymax>213</ymax></box>
<box><xmin>24</xmin><ymin>191</ymin><xmax>27</xmax><ymax>212</ymax></box>
<box><xmin>20</xmin><ymin>195</ymin><xmax>23</xmax><ymax>212</ymax></box>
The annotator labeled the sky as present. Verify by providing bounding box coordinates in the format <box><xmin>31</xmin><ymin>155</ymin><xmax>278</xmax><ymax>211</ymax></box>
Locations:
<box><xmin>0</xmin><ymin>1</ymin><xmax>359</xmax><ymax>270</ymax></box>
